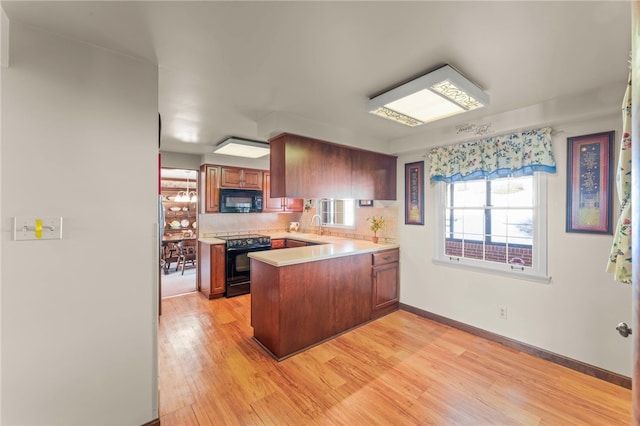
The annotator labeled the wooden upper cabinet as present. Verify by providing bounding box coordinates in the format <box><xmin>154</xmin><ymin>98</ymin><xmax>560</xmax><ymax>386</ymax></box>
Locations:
<box><xmin>220</xmin><ymin>166</ymin><xmax>263</xmax><ymax>189</ymax></box>
<box><xmin>269</xmin><ymin>133</ymin><xmax>352</xmax><ymax>199</ymax></box>
<box><xmin>263</xmin><ymin>172</ymin><xmax>303</xmax><ymax>212</ymax></box>
<box><xmin>284</xmin><ymin>198</ymin><xmax>304</xmax><ymax>212</ymax></box>
<box><xmin>263</xmin><ymin>172</ymin><xmax>283</xmax><ymax>212</ymax></box>
<box><xmin>200</xmin><ymin>165</ymin><xmax>220</xmax><ymax>213</ymax></box>
<box><xmin>269</xmin><ymin>132</ymin><xmax>396</xmax><ymax>200</ymax></box>
<box><xmin>351</xmin><ymin>150</ymin><xmax>397</xmax><ymax>200</ymax></box>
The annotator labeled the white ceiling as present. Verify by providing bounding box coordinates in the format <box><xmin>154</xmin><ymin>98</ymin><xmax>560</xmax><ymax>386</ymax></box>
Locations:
<box><xmin>2</xmin><ymin>1</ymin><xmax>632</xmax><ymax>156</ymax></box>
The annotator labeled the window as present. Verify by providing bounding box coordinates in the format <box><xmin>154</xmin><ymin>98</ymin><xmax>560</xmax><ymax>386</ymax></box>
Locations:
<box><xmin>318</xmin><ymin>199</ymin><xmax>356</xmax><ymax>228</ymax></box>
<box><xmin>434</xmin><ymin>174</ymin><xmax>549</xmax><ymax>282</ymax></box>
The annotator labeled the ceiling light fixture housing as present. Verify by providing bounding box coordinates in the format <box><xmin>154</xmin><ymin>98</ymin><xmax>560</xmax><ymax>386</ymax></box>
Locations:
<box><xmin>366</xmin><ymin>64</ymin><xmax>489</xmax><ymax>127</ymax></box>
<box><xmin>213</xmin><ymin>137</ymin><xmax>271</xmax><ymax>158</ymax></box>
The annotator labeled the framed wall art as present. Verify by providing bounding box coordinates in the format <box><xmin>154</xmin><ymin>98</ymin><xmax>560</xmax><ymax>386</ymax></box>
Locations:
<box><xmin>405</xmin><ymin>161</ymin><xmax>424</xmax><ymax>225</ymax></box>
<box><xmin>566</xmin><ymin>131</ymin><xmax>614</xmax><ymax>234</ymax></box>
<box><xmin>358</xmin><ymin>200</ymin><xmax>373</xmax><ymax>207</ymax></box>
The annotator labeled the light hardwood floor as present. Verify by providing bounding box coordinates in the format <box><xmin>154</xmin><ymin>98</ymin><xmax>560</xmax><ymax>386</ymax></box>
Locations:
<box><xmin>159</xmin><ymin>292</ymin><xmax>631</xmax><ymax>425</ymax></box>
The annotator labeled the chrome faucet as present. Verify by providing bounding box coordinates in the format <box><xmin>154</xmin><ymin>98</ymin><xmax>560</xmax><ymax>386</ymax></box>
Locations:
<box><xmin>310</xmin><ymin>214</ymin><xmax>324</xmax><ymax>235</ymax></box>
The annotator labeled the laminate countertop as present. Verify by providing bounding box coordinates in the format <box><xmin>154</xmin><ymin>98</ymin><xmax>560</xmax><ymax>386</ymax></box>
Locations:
<box><xmin>198</xmin><ymin>237</ymin><xmax>226</xmax><ymax>245</ymax></box>
<box><xmin>248</xmin><ymin>233</ymin><xmax>398</xmax><ymax>267</ymax></box>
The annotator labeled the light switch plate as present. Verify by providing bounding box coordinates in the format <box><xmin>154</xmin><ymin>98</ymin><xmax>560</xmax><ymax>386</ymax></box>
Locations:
<box><xmin>13</xmin><ymin>216</ymin><xmax>63</xmax><ymax>240</ymax></box>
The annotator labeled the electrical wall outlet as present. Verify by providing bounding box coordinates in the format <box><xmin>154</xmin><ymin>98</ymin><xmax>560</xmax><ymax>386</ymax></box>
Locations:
<box><xmin>498</xmin><ymin>305</ymin><xmax>508</xmax><ymax>320</ymax></box>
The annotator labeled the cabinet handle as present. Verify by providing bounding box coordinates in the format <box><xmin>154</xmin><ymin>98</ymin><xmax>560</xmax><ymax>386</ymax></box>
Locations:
<box><xmin>383</xmin><ymin>256</ymin><xmax>391</xmax><ymax>260</ymax></box>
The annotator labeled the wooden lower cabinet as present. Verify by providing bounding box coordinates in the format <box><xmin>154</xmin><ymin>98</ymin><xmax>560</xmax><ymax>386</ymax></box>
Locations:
<box><xmin>271</xmin><ymin>238</ymin><xmax>315</xmax><ymax>249</ymax></box>
<box><xmin>285</xmin><ymin>239</ymin><xmax>307</xmax><ymax>248</ymax></box>
<box><xmin>371</xmin><ymin>249</ymin><xmax>400</xmax><ymax>319</ymax></box>
<box><xmin>198</xmin><ymin>242</ymin><xmax>226</xmax><ymax>299</ymax></box>
<box><xmin>251</xmin><ymin>253</ymin><xmax>372</xmax><ymax>360</ymax></box>
<box><xmin>271</xmin><ymin>239</ymin><xmax>285</xmax><ymax>249</ymax></box>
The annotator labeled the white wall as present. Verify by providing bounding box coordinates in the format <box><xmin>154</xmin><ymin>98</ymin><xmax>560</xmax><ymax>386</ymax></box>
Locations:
<box><xmin>200</xmin><ymin>152</ymin><xmax>270</xmax><ymax>170</ymax></box>
<box><xmin>256</xmin><ymin>111</ymin><xmax>389</xmax><ymax>154</ymax></box>
<box><xmin>160</xmin><ymin>151</ymin><xmax>270</xmax><ymax>172</ymax></box>
<box><xmin>0</xmin><ymin>7</ymin><xmax>7</xmax><ymax>423</ymax></box>
<box><xmin>397</xmin><ymin>113</ymin><xmax>633</xmax><ymax>377</ymax></box>
<box><xmin>1</xmin><ymin>21</ymin><xmax>159</xmax><ymax>425</ymax></box>
<box><xmin>160</xmin><ymin>151</ymin><xmax>202</xmax><ymax>171</ymax></box>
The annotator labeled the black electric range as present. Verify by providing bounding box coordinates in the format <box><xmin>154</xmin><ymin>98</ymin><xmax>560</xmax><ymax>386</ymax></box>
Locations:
<box><xmin>216</xmin><ymin>234</ymin><xmax>271</xmax><ymax>297</ymax></box>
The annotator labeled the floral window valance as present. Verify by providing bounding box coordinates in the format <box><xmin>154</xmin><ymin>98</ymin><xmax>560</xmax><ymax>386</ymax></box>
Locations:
<box><xmin>429</xmin><ymin>127</ymin><xmax>557</xmax><ymax>183</ymax></box>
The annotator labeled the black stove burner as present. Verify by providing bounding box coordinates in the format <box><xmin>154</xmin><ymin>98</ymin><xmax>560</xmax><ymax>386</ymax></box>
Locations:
<box><xmin>218</xmin><ymin>234</ymin><xmax>271</xmax><ymax>249</ymax></box>
<box><xmin>217</xmin><ymin>234</ymin><xmax>267</xmax><ymax>240</ymax></box>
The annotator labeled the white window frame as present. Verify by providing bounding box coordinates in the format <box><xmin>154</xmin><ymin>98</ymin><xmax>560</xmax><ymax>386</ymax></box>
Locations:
<box><xmin>317</xmin><ymin>198</ymin><xmax>356</xmax><ymax>229</ymax></box>
<box><xmin>433</xmin><ymin>173</ymin><xmax>550</xmax><ymax>283</ymax></box>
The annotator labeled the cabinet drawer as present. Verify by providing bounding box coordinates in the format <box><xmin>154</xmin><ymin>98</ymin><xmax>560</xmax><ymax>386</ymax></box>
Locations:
<box><xmin>271</xmin><ymin>239</ymin><xmax>285</xmax><ymax>249</ymax></box>
<box><xmin>372</xmin><ymin>249</ymin><xmax>399</xmax><ymax>266</ymax></box>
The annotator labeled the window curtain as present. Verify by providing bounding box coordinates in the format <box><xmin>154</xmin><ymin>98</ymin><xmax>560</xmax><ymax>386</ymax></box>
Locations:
<box><xmin>607</xmin><ymin>72</ymin><xmax>632</xmax><ymax>284</ymax></box>
<box><xmin>429</xmin><ymin>127</ymin><xmax>556</xmax><ymax>183</ymax></box>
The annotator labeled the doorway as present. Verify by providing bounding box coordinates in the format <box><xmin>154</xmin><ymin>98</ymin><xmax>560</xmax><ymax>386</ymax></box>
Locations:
<box><xmin>160</xmin><ymin>168</ymin><xmax>198</xmax><ymax>297</ymax></box>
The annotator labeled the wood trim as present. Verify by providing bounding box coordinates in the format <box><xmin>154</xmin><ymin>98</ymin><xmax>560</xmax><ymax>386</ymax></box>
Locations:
<box><xmin>399</xmin><ymin>303</ymin><xmax>632</xmax><ymax>389</ymax></box>
<box><xmin>140</xmin><ymin>418</ymin><xmax>160</xmax><ymax>426</ymax></box>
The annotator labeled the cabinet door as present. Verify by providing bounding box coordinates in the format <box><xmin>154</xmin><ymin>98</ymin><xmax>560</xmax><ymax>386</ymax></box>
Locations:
<box><xmin>285</xmin><ymin>239</ymin><xmax>308</xmax><ymax>248</ymax></box>
<box><xmin>212</xmin><ymin>244</ymin><xmax>226</xmax><ymax>296</ymax></box>
<box><xmin>200</xmin><ymin>165</ymin><xmax>220</xmax><ymax>213</ymax></box>
<box><xmin>242</xmin><ymin>169</ymin><xmax>263</xmax><ymax>189</ymax></box>
<box><xmin>372</xmin><ymin>262</ymin><xmax>399</xmax><ymax>317</ymax></box>
<box><xmin>197</xmin><ymin>242</ymin><xmax>225</xmax><ymax>299</ymax></box>
<box><xmin>220</xmin><ymin>167</ymin><xmax>244</xmax><ymax>187</ymax></box>
<box><xmin>269</xmin><ymin>133</ymin><xmax>351</xmax><ymax>199</ymax></box>
<box><xmin>263</xmin><ymin>172</ymin><xmax>284</xmax><ymax>212</ymax></box>
<box><xmin>284</xmin><ymin>198</ymin><xmax>304</xmax><ymax>212</ymax></box>
<box><xmin>221</xmin><ymin>167</ymin><xmax>263</xmax><ymax>189</ymax></box>
<box><xmin>198</xmin><ymin>241</ymin><xmax>212</xmax><ymax>297</ymax></box>
<box><xmin>352</xmin><ymin>151</ymin><xmax>397</xmax><ymax>200</ymax></box>
<box><xmin>271</xmin><ymin>239</ymin><xmax>286</xmax><ymax>249</ymax></box>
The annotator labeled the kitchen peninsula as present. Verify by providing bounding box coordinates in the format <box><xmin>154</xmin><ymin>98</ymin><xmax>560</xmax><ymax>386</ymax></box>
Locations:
<box><xmin>248</xmin><ymin>234</ymin><xmax>399</xmax><ymax>360</ymax></box>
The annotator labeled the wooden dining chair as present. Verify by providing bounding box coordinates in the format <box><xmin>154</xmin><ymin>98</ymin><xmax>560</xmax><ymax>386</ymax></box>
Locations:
<box><xmin>162</xmin><ymin>242</ymin><xmax>180</xmax><ymax>274</ymax></box>
<box><xmin>176</xmin><ymin>239</ymin><xmax>197</xmax><ymax>275</ymax></box>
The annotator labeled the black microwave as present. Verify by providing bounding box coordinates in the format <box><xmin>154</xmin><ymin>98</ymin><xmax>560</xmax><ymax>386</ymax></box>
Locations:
<box><xmin>219</xmin><ymin>188</ymin><xmax>263</xmax><ymax>213</ymax></box>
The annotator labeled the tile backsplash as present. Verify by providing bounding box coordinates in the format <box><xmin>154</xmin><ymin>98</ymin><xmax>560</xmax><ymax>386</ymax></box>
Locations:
<box><xmin>199</xmin><ymin>201</ymin><xmax>399</xmax><ymax>243</ymax></box>
<box><xmin>198</xmin><ymin>211</ymin><xmax>301</xmax><ymax>237</ymax></box>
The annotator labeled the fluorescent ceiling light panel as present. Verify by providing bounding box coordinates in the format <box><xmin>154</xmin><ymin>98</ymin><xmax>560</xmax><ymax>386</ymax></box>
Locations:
<box><xmin>366</xmin><ymin>64</ymin><xmax>489</xmax><ymax>127</ymax></box>
<box><xmin>213</xmin><ymin>137</ymin><xmax>270</xmax><ymax>158</ymax></box>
